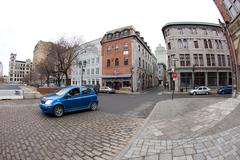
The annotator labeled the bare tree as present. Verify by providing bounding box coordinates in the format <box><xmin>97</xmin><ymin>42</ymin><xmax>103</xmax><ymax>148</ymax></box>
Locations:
<box><xmin>50</xmin><ymin>36</ymin><xmax>84</xmax><ymax>86</ymax></box>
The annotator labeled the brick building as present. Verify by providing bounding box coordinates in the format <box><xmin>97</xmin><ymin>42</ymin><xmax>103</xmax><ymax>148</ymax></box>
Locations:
<box><xmin>213</xmin><ymin>0</ymin><xmax>240</xmax><ymax>92</ymax></box>
<box><xmin>101</xmin><ymin>26</ymin><xmax>158</xmax><ymax>92</ymax></box>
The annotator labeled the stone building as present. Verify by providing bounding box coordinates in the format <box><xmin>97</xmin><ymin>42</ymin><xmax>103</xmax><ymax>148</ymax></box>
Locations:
<box><xmin>71</xmin><ymin>38</ymin><xmax>102</xmax><ymax>87</ymax></box>
<box><xmin>101</xmin><ymin>26</ymin><xmax>158</xmax><ymax>92</ymax></box>
<box><xmin>162</xmin><ymin>22</ymin><xmax>232</xmax><ymax>91</ymax></box>
<box><xmin>155</xmin><ymin>44</ymin><xmax>167</xmax><ymax>65</ymax></box>
<box><xmin>213</xmin><ymin>0</ymin><xmax>240</xmax><ymax>92</ymax></box>
<box><xmin>8</xmin><ymin>53</ymin><xmax>32</xmax><ymax>83</ymax></box>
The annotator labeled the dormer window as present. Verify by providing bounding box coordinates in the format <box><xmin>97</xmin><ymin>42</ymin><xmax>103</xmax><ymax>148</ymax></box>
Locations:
<box><xmin>114</xmin><ymin>32</ymin><xmax>120</xmax><ymax>38</ymax></box>
<box><xmin>107</xmin><ymin>34</ymin><xmax>112</xmax><ymax>40</ymax></box>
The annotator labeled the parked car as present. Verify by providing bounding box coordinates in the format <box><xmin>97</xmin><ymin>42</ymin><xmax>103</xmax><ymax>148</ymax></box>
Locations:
<box><xmin>217</xmin><ymin>85</ymin><xmax>232</xmax><ymax>94</ymax></box>
<box><xmin>83</xmin><ymin>84</ymin><xmax>100</xmax><ymax>94</ymax></box>
<box><xmin>39</xmin><ymin>86</ymin><xmax>98</xmax><ymax>117</ymax></box>
<box><xmin>189</xmin><ymin>86</ymin><xmax>211</xmax><ymax>95</ymax></box>
<box><xmin>99</xmin><ymin>86</ymin><xmax>115</xmax><ymax>94</ymax></box>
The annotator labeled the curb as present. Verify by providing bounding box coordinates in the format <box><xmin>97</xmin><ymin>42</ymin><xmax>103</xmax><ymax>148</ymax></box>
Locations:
<box><xmin>114</xmin><ymin>98</ymin><xmax>167</xmax><ymax>160</ymax></box>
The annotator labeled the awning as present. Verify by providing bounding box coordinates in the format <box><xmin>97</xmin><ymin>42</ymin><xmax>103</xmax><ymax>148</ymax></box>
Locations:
<box><xmin>102</xmin><ymin>74</ymin><xmax>131</xmax><ymax>79</ymax></box>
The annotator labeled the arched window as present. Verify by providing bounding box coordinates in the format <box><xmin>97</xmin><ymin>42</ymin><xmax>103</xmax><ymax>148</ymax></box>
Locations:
<box><xmin>115</xmin><ymin>58</ymin><xmax>119</xmax><ymax>66</ymax></box>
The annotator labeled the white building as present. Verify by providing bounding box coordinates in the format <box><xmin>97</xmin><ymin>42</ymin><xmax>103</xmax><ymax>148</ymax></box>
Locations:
<box><xmin>71</xmin><ymin>38</ymin><xmax>102</xmax><ymax>86</ymax></box>
<box><xmin>0</xmin><ymin>61</ymin><xmax>3</xmax><ymax>77</ymax></box>
<box><xmin>162</xmin><ymin>22</ymin><xmax>232</xmax><ymax>91</ymax></box>
<box><xmin>154</xmin><ymin>44</ymin><xmax>167</xmax><ymax>65</ymax></box>
<box><xmin>8</xmin><ymin>53</ymin><xmax>32</xmax><ymax>83</ymax></box>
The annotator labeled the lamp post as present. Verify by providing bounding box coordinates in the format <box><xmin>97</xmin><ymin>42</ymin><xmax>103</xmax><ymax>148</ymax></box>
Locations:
<box><xmin>192</xmin><ymin>64</ymin><xmax>197</xmax><ymax>89</ymax></box>
<box><xmin>171</xmin><ymin>57</ymin><xmax>178</xmax><ymax>100</ymax></box>
<box><xmin>79</xmin><ymin>60</ymin><xmax>87</xmax><ymax>86</ymax></box>
<box><xmin>130</xmin><ymin>67</ymin><xmax>134</xmax><ymax>92</ymax></box>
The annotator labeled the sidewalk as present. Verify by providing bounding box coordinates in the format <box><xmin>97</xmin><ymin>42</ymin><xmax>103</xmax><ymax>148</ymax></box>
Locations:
<box><xmin>115</xmin><ymin>96</ymin><xmax>240</xmax><ymax>160</ymax></box>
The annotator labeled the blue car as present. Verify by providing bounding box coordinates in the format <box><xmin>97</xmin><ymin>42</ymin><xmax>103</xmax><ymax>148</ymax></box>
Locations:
<box><xmin>39</xmin><ymin>86</ymin><xmax>98</xmax><ymax>117</ymax></box>
<box><xmin>217</xmin><ymin>85</ymin><xmax>232</xmax><ymax>94</ymax></box>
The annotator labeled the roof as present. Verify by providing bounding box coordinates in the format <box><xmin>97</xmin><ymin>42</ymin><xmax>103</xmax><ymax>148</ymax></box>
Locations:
<box><xmin>162</xmin><ymin>22</ymin><xmax>221</xmax><ymax>31</ymax></box>
<box><xmin>106</xmin><ymin>25</ymin><xmax>134</xmax><ymax>34</ymax></box>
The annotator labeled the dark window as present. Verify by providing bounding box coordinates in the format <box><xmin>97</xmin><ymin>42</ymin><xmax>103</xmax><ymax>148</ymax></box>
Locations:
<box><xmin>194</xmin><ymin>41</ymin><xmax>199</xmax><ymax>48</ymax></box>
<box><xmin>199</xmin><ymin>54</ymin><xmax>204</xmax><ymax>66</ymax></box>
<box><xmin>218</xmin><ymin>55</ymin><xmax>222</xmax><ymax>66</ymax></box>
<box><xmin>206</xmin><ymin>54</ymin><xmax>211</xmax><ymax>66</ymax></box>
<box><xmin>107</xmin><ymin>59</ymin><xmax>110</xmax><ymax>67</ymax></box>
<box><xmin>69</xmin><ymin>88</ymin><xmax>80</xmax><ymax>97</ymax></box>
<box><xmin>204</xmin><ymin>39</ymin><xmax>208</xmax><ymax>48</ymax></box>
<box><xmin>115</xmin><ymin>58</ymin><xmax>119</xmax><ymax>66</ymax></box>
<box><xmin>208</xmin><ymin>40</ymin><xmax>212</xmax><ymax>48</ymax></box>
<box><xmin>180</xmin><ymin>54</ymin><xmax>185</xmax><ymax>66</ymax></box>
<box><xmin>82</xmin><ymin>87</ymin><xmax>92</xmax><ymax>96</ymax></box>
<box><xmin>194</xmin><ymin>54</ymin><xmax>199</xmax><ymax>66</ymax></box>
<box><xmin>124</xmin><ymin>57</ymin><xmax>128</xmax><ymax>65</ymax></box>
<box><xmin>139</xmin><ymin>57</ymin><xmax>141</xmax><ymax>67</ymax></box>
<box><xmin>227</xmin><ymin>55</ymin><xmax>231</xmax><ymax>66</ymax></box>
<box><xmin>168</xmin><ymin>42</ymin><xmax>171</xmax><ymax>50</ymax></box>
<box><xmin>124</xmin><ymin>43</ymin><xmax>128</xmax><ymax>51</ymax></box>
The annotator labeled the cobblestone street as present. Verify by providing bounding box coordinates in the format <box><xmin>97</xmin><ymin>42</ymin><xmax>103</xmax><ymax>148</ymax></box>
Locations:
<box><xmin>0</xmin><ymin>100</ymin><xmax>144</xmax><ymax>160</ymax></box>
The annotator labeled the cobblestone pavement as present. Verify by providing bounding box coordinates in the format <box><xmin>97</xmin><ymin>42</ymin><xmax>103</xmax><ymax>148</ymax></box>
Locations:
<box><xmin>118</xmin><ymin>97</ymin><xmax>240</xmax><ymax>160</ymax></box>
<box><xmin>0</xmin><ymin>100</ymin><xmax>144</xmax><ymax>160</ymax></box>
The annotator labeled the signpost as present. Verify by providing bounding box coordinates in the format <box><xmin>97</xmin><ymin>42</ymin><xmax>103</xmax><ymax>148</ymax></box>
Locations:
<box><xmin>171</xmin><ymin>72</ymin><xmax>177</xmax><ymax>100</ymax></box>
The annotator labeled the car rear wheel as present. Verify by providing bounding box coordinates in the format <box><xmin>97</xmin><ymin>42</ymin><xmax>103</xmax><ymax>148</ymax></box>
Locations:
<box><xmin>53</xmin><ymin>105</ymin><xmax>64</xmax><ymax>117</ymax></box>
<box><xmin>90</xmin><ymin>102</ymin><xmax>97</xmax><ymax>111</ymax></box>
<box><xmin>193</xmin><ymin>92</ymin><xmax>197</xmax><ymax>95</ymax></box>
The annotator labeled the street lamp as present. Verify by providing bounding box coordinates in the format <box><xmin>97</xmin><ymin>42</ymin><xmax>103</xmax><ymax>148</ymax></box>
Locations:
<box><xmin>171</xmin><ymin>57</ymin><xmax>178</xmax><ymax>100</ymax></box>
<box><xmin>192</xmin><ymin>64</ymin><xmax>197</xmax><ymax>89</ymax></box>
<box><xmin>79</xmin><ymin>60</ymin><xmax>87</xmax><ymax>86</ymax></box>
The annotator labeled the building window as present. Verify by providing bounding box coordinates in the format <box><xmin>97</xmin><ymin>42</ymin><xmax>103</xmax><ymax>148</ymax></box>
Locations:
<box><xmin>218</xmin><ymin>55</ymin><xmax>222</xmax><ymax>66</ymax></box>
<box><xmin>234</xmin><ymin>0</ymin><xmax>240</xmax><ymax>11</ymax></box>
<box><xmin>115</xmin><ymin>44</ymin><xmax>119</xmax><ymax>52</ymax></box>
<box><xmin>227</xmin><ymin>55</ymin><xmax>231</xmax><ymax>66</ymax></box>
<box><xmin>185</xmin><ymin>54</ymin><xmax>191</xmax><ymax>66</ymax></box>
<box><xmin>124</xmin><ymin>57</ymin><xmax>128</xmax><ymax>65</ymax></box>
<box><xmin>107</xmin><ymin>59</ymin><xmax>111</xmax><ymax>67</ymax></box>
<box><xmin>91</xmin><ymin>68</ymin><xmax>94</xmax><ymax>75</ymax></box>
<box><xmin>215</xmin><ymin>40</ymin><xmax>219</xmax><ymax>49</ymax></box>
<box><xmin>139</xmin><ymin>57</ymin><xmax>141</xmax><ymax>67</ymax></box>
<box><xmin>204</xmin><ymin>39</ymin><xmax>208</xmax><ymax>48</ymax></box>
<box><xmin>92</xmin><ymin>58</ymin><xmax>95</xmax><ymax>64</ymax></box>
<box><xmin>208</xmin><ymin>40</ymin><xmax>213</xmax><ymax>48</ymax></box>
<box><xmin>107</xmin><ymin>34</ymin><xmax>112</xmax><ymax>40</ymax></box>
<box><xmin>114</xmin><ymin>32</ymin><xmax>120</xmax><ymax>38</ymax></box>
<box><xmin>194</xmin><ymin>41</ymin><xmax>199</xmax><ymax>48</ymax></box>
<box><xmin>211</xmin><ymin>54</ymin><xmax>215</xmax><ymax>66</ymax></box>
<box><xmin>143</xmin><ymin>60</ymin><xmax>144</xmax><ymax>68</ymax></box>
<box><xmin>194</xmin><ymin>54</ymin><xmax>199</xmax><ymax>66</ymax></box>
<box><xmin>115</xmin><ymin>58</ymin><xmax>119</xmax><ymax>66</ymax></box>
<box><xmin>168</xmin><ymin>42</ymin><xmax>171</xmax><ymax>50</ymax></box>
<box><xmin>222</xmin><ymin>55</ymin><xmax>226</xmax><ymax>66</ymax></box>
<box><xmin>96</xmin><ymin>57</ymin><xmax>99</xmax><ymax>63</ymax></box>
<box><xmin>223</xmin><ymin>0</ymin><xmax>239</xmax><ymax>18</ymax></box>
<box><xmin>87</xmin><ymin>69</ymin><xmax>90</xmax><ymax>75</ymax></box>
<box><xmin>107</xmin><ymin>46</ymin><xmax>111</xmax><ymax>53</ymax></box>
<box><xmin>180</xmin><ymin>54</ymin><xmax>185</xmax><ymax>66</ymax></box>
<box><xmin>178</xmin><ymin>39</ymin><xmax>183</xmax><ymax>49</ymax></box>
<box><xmin>206</xmin><ymin>54</ymin><xmax>211</xmax><ymax>66</ymax></box>
<box><xmin>138</xmin><ymin>45</ymin><xmax>141</xmax><ymax>51</ymax></box>
<box><xmin>183</xmin><ymin>39</ymin><xmax>188</xmax><ymax>48</ymax></box>
<box><xmin>96</xmin><ymin>68</ymin><xmax>99</xmax><ymax>74</ymax></box>
<box><xmin>124</xmin><ymin>43</ymin><xmax>128</xmax><ymax>51</ymax></box>
<box><xmin>219</xmin><ymin>40</ymin><xmax>223</xmax><ymax>49</ymax></box>
<box><xmin>199</xmin><ymin>54</ymin><xmax>204</xmax><ymax>66</ymax></box>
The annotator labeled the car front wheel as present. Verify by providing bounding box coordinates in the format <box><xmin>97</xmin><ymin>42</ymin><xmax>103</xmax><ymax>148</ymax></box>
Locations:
<box><xmin>90</xmin><ymin>102</ymin><xmax>97</xmax><ymax>111</ymax></box>
<box><xmin>206</xmin><ymin>92</ymin><xmax>209</xmax><ymax>95</ymax></box>
<box><xmin>193</xmin><ymin>92</ymin><xmax>197</xmax><ymax>95</ymax></box>
<box><xmin>53</xmin><ymin>105</ymin><xmax>64</xmax><ymax>117</ymax></box>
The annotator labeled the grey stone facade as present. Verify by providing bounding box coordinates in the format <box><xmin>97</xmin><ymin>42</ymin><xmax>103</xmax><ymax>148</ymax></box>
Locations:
<box><xmin>162</xmin><ymin>22</ymin><xmax>232</xmax><ymax>91</ymax></box>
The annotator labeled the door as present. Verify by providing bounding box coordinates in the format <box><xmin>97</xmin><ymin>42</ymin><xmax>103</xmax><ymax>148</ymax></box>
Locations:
<box><xmin>80</xmin><ymin>86</ymin><xmax>92</xmax><ymax>109</ymax></box>
<box><xmin>61</xmin><ymin>87</ymin><xmax>81</xmax><ymax>112</ymax></box>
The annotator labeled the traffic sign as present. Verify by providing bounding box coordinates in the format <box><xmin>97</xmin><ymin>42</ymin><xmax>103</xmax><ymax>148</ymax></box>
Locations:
<box><xmin>172</xmin><ymin>72</ymin><xmax>177</xmax><ymax>78</ymax></box>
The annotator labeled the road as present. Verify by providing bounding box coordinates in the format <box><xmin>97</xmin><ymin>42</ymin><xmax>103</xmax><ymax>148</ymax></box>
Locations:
<box><xmin>98</xmin><ymin>87</ymin><xmax>231</xmax><ymax>118</ymax></box>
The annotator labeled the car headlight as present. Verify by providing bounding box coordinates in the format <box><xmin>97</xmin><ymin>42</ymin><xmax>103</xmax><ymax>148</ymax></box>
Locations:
<box><xmin>45</xmin><ymin>100</ymin><xmax>53</xmax><ymax>106</ymax></box>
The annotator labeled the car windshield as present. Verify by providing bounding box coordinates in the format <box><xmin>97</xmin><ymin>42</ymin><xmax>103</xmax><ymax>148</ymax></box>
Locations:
<box><xmin>56</xmin><ymin>87</ymin><xmax>71</xmax><ymax>96</ymax></box>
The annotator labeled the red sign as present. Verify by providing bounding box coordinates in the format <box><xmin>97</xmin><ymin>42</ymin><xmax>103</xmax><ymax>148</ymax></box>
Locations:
<box><xmin>172</xmin><ymin>72</ymin><xmax>177</xmax><ymax>78</ymax></box>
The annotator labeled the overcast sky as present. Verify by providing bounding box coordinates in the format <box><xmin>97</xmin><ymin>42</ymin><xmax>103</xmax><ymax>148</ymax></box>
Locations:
<box><xmin>0</xmin><ymin>0</ymin><xmax>222</xmax><ymax>75</ymax></box>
